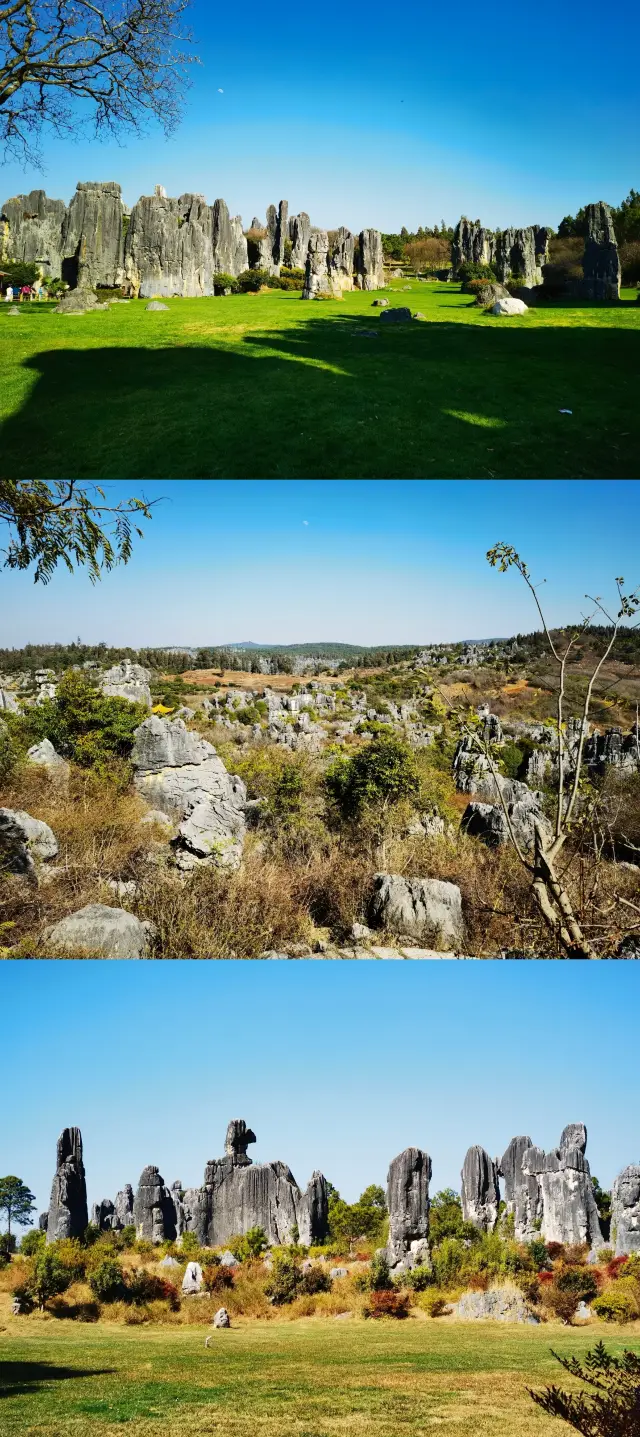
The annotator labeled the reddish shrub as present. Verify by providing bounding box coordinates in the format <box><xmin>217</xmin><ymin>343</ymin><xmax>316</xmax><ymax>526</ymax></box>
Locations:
<box><xmin>546</xmin><ymin>1243</ymin><xmax>565</xmax><ymax>1262</ymax></box>
<box><xmin>204</xmin><ymin>1265</ymin><xmax>234</xmax><ymax>1292</ymax></box>
<box><xmin>366</xmin><ymin>1290</ymin><xmax>410</xmax><ymax>1319</ymax></box>
<box><xmin>605</xmin><ymin>1256</ymin><xmax>630</xmax><ymax>1282</ymax></box>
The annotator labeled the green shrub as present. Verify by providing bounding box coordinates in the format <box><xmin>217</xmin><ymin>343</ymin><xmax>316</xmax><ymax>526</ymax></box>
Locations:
<box><xmin>458</xmin><ymin>261</ymin><xmax>497</xmax><ymax>287</ymax></box>
<box><xmin>20</xmin><ymin>1229</ymin><xmax>46</xmax><ymax>1256</ymax></box>
<box><xmin>30</xmin><ymin>1249</ymin><xmax>73</xmax><ymax>1308</ymax></box>
<box><xmin>213</xmin><ymin>273</ymin><xmax>240</xmax><ymax>294</ymax></box>
<box><xmin>300</xmin><ymin>1265</ymin><xmax>331</xmax><ymax>1296</ymax></box>
<box><xmin>89</xmin><ymin>1258</ymin><xmax>126</xmax><ymax>1302</ymax></box>
<box><xmin>401</xmin><ymin>1264</ymin><xmax>433</xmax><ymax>1292</ymax></box>
<box><xmin>17</xmin><ymin>670</ymin><xmax>146</xmax><ymax>785</ymax></box>
<box><xmin>368</xmin><ymin>1252</ymin><xmax>392</xmax><ymax>1291</ymax></box>
<box><xmin>422</xmin><ymin>1291</ymin><xmax>450</xmax><ymax>1317</ymax></box>
<box><xmin>593</xmin><ymin>1280</ymin><xmax>640</xmax><ymax>1323</ymax></box>
<box><xmin>228</xmin><ymin>1226</ymin><xmax>269</xmax><ymax>1261</ymax></box>
<box><xmin>237</xmin><ymin>269</ymin><xmax>278</xmax><ymax>293</ymax></box>
<box><xmin>178</xmin><ymin>1231</ymin><xmax>201</xmax><ymax>1259</ymax></box>
<box><xmin>556</xmin><ymin>1266</ymin><xmax>599</xmax><ymax>1304</ymax></box>
<box><xmin>500</xmin><ymin>741</ymin><xmax>525</xmax><ymax>779</ymax></box>
<box><xmin>264</xmin><ymin>1251</ymin><xmax>302</xmax><ymax>1305</ymax></box>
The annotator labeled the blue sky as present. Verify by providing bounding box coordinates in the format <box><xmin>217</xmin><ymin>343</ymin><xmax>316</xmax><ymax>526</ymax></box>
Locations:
<box><xmin>1</xmin><ymin>0</ymin><xmax>638</xmax><ymax>232</ymax></box>
<box><xmin>1</xmin><ymin>481</ymin><xmax>639</xmax><ymax>649</ymax></box>
<box><xmin>2</xmin><ymin>960</ymin><xmax>638</xmax><ymax>1225</ymax></box>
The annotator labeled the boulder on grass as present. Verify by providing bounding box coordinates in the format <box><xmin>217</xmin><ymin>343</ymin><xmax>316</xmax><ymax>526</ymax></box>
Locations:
<box><xmin>44</xmin><ymin>904</ymin><xmax>151</xmax><ymax>958</ymax></box>
<box><xmin>379</xmin><ymin>306</ymin><xmax>413</xmax><ymax>323</ymax></box>
<box><xmin>55</xmin><ymin>289</ymin><xmax>110</xmax><ymax>313</ymax></box>
<box><xmin>213</xmin><ymin>1307</ymin><xmax>230</xmax><ymax>1327</ymax></box>
<box><xmin>181</xmin><ymin>1261</ymin><xmax>204</xmax><ymax>1294</ymax></box>
<box><xmin>146</xmin><ymin>301</ymin><xmax>169</xmax><ymax>312</ymax></box>
<box><xmin>491</xmin><ymin>297</ymin><xmax>528</xmax><ymax>316</ymax></box>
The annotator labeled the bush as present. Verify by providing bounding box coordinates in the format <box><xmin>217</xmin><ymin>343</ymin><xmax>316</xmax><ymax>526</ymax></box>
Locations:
<box><xmin>17</xmin><ymin>670</ymin><xmax>146</xmax><ymax>784</ymax></box>
<box><xmin>264</xmin><ymin>1251</ymin><xmax>302</xmax><ymax>1305</ymax></box>
<box><xmin>458</xmin><ymin>261</ymin><xmax>497</xmax><ymax>288</ymax></box>
<box><xmin>529</xmin><ymin>1340</ymin><xmax>640</xmax><ymax>1433</ymax></box>
<box><xmin>592</xmin><ymin>1280</ymin><xmax>640</xmax><ymax>1324</ymax></box>
<box><xmin>300</xmin><ymin>1265</ymin><xmax>331</xmax><ymax>1296</ymax></box>
<box><xmin>237</xmin><ymin>269</ymin><xmax>278</xmax><ymax>293</ymax></box>
<box><xmin>127</xmin><ymin>1269</ymin><xmax>179</xmax><ymax>1308</ymax></box>
<box><xmin>556</xmin><ymin>1267</ymin><xmax>599</xmax><ymax>1304</ymax></box>
<box><xmin>621</xmin><ymin>241</ymin><xmax>640</xmax><ymax>286</ymax></box>
<box><xmin>20</xmin><ymin>1229</ymin><xmax>46</xmax><ymax>1256</ymax></box>
<box><xmin>178</xmin><ymin>1231</ymin><xmax>201</xmax><ymax>1259</ymax></box>
<box><xmin>213</xmin><ymin>273</ymin><xmax>240</xmax><ymax>294</ymax></box>
<box><xmin>228</xmin><ymin>1227</ymin><xmax>269</xmax><ymax>1261</ymax></box>
<box><xmin>365</xmin><ymin>1289</ymin><xmax>410</xmax><ymax>1319</ymax></box>
<box><xmin>89</xmin><ymin>1258</ymin><xmax>126</xmax><ymax>1303</ymax></box>
<box><xmin>2</xmin><ymin>260</ymin><xmax>40</xmax><ymax>289</ymax></box>
<box><xmin>0</xmin><ymin>1231</ymin><xmax>17</xmax><ymax>1259</ymax></box>
<box><xmin>30</xmin><ymin>1249</ymin><xmax>73</xmax><ymax>1308</ymax></box>
<box><xmin>421</xmin><ymin>1292</ymin><xmax>450</xmax><ymax>1317</ymax></box>
<box><xmin>368</xmin><ymin>1252</ymin><xmax>392</xmax><ymax>1291</ymax></box>
<box><xmin>539</xmin><ymin>1281</ymin><xmax>581</xmax><ymax>1324</ymax></box>
<box><xmin>401</xmin><ymin>1264</ymin><xmax>433</xmax><ymax>1292</ymax></box>
<box><xmin>204</xmin><ymin>1263</ymin><xmax>234</xmax><ymax>1293</ymax></box>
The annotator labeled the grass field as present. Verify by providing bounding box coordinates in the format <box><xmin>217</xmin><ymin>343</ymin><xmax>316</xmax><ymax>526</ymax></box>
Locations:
<box><xmin>1</xmin><ymin>281</ymin><xmax>639</xmax><ymax>478</ymax></box>
<box><xmin>2</xmin><ymin>1317</ymin><xmax>640</xmax><ymax>1437</ymax></box>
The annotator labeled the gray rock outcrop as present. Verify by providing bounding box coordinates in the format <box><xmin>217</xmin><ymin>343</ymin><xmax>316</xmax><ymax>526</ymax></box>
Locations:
<box><xmin>91</xmin><ymin>1199</ymin><xmax>116</xmax><ymax>1231</ymax></box>
<box><xmin>521</xmin><ymin>1126</ymin><xmax>603</xmax><ymax>1249</ymax></box>
<box><xmin>461</xmin><ymin>1146</ymin><xmax>500</xmax><ymax>1232</ymax></box>
<box><xmin>114</xmin><ymin>1184</ymin><xmax>135</xmax><ymax>1228</ymax></box>
<box><xmin>55</xmin><ymin>289</ymin><xmax>110</xmax><ymax>313</ymax></box>
<box><xmin>387</xmin><ymin>1147</ymin><xmax>432</xmax><ymax>1269</ymax></box>
<box><xmin>212</xmin><ymin>198</ymin><xmax>248</xmax><ymax>276</ymax></box>
<box><xmin>0</xmin><ymin>688</ymin><xmax>20</xmax><ymax>713</ymax></box>
<box><xmin>100</xmin><ymin>661</ymin><xmax>152</xmax><ymax>707</ymax></box>
<box><xmin>182</xmin><ymin>1261</ymin><xmax>204</xmax><ymax>1293</ymax></box>
<box><xmin>453</xmin><ymin>1287</ymin><xmax>538</xmax><ymax>1323</ymax></box>
<box><xmin>289</xmin><ymin>212</ymin><xmax>311</xmax><ymax>268</ymax></box>
<box><xmin>379</xmin><ymin>306</ymin><xmax>413</xmax><ymax>323</ymax></box>
<box><xmin>369</xmin><ymin>873</ymin><xmax>464</xmax><ymax>948</ymax></box>
<box><xmin>497</xmin><ymin>1135</ymin><xmax>537</xmax><ymax>1238</ymax></box>
<box><xmin>44</xmin><ymin>904</ymin><xmax>151</xmax><ymax>958</ymax></box>
<box><xmin>225</xmin><ymin>1119</ymin><xmax>256</xmax><ymax>1164</ymax></box>
<box><xmin>452</xmin><ymin>217</ymin><xmax>495</xmax><ymax>274</ymax></box>
<box><xmin>133</xmin><ymin>1165</ymin><xmax>177</xmax><ymax>1242</ymax></box>
<box><xmin>297</xmin><ymin>1172</ymin><xmax>330</xmax><ymax>1247</ymax></box>
<box><xmin>47</xmin><ymin>1128</ymin><xmax>88</xmax><ymax>1242</ymax></box>
<box><xmin>0</xmin><ymin>808</ymin><xmax>58</xmax><ymax>878</ymax></box>
<box><xmin>132</xmin><ymin>715</ymin><xmax>247</xmax><ymax>869</ymax></box>
<box><xmin>494</xmin><ymin>228</ymin><xmax>546</xmax><ymax>288</ymax></box>
<box><xmin>581</xmin><ymin>202</ymin><xmax>620</xmax><ymax>302</ymax></box>
<box><xmin>1</xmin><ymin>189</ymin><xmax>67</xmax><ymax>278</ymax></box>
<box><xmin>26</xmin><ymin>739</ymin><xmax>68</xmax><ymax>773</ymax></box>
<box><xmin>356</xmin><ymin>229</ymin><xmax>384</xmax><ymax>290</ymax></box>
<box><xmin>61</xmin><ymin>182</ymin><xmax>124</xmax><ymax>289</ymax></box>
<box><xmin>611</xmin><ymin>1165</ymin><xmax>640</xmax><ymax>1255</ymax></box>
<box><xmin>302</xmin><ymin>230</ymin><xmax>331</xmax><ymax>298</ymax></box>
<box><xmin>328</xmin><ymin>228</ymin><xmax>355</xmax><ymax>293</ymax></box>
<box><xmin>124</xmin><ymin>190</ymin><xmax>215</xmax><ymax>298</ymax></box>
<box><xmin>213</xmin><ymin>1306</ymin><xmax>230</xmax><ymax>1326</ymax></box>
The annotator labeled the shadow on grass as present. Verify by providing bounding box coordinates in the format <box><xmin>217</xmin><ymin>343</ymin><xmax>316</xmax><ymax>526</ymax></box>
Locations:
<box><xmin>0</xmin><ymin>1361</ymin><xmax>116</xmax><ymax>1397</ymax></box>
<box><xmin>1</xmin><ymin>308</ymin><xmax>639</xmax><ymax>477</ymax></box>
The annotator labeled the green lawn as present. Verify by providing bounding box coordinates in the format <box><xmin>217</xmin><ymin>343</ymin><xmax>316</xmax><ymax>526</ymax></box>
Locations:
<box><xmin>2</xmin><ymin>1317</ymin><xmax>639</xmax><ymax>1437</ymax></box>
<box><xmin>1</xmin><ymin>282</ymin><xmax>639</xmax><ymax>477</ymax></box>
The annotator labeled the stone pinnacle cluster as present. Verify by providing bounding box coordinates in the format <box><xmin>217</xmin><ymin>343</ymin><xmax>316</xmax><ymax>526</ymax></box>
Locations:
<box><xmin>452</xmin><ymin>201</ymin><xmax>621</xmax><ymax>299</ymax></box>
<box><xmin>40</xmin><ymin>1121</ymin><xmax>639</xmax><ymax>1262</ymax></box>
<box><xmin>1</xmin><ymin>182</ymin><xmax>384</xmax><ymax>298</ymax></box>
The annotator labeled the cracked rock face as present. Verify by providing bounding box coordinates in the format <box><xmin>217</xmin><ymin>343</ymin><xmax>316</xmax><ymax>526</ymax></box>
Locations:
<box><xmin>520</xmin><ymin>1126</ymin><xmax>603</xmax><ymax>1249</ymax></box>
<box><xmin>100</xmin><ymin>662</ymin><xmax>152</xmax><ymax>707</ymax></box>
<box><xmin>387</xmin><ymin>1147</ymin><xmax>432</xmax><ymax>1268</ymax></box>
<box><xmin>581</xmin><ymin>202</ymin><xmax>620</xmax><ymax>302</ymax></box>
<box><xmin>356</xmin><ymin>229</ymin><xmax>385</xmax><ymax>290</ymax></box>
<box><xmin>132</xmin><ymin>716</ymin><xmax>247</xmax><ymax>868</ymax></box>
<box><xmin>302</xmin><ymin>230</ymin><xmax>331</xmax><ymax>298</ymax></box>
<box><xmin>114</xmin><ymin>1184</ymin><xmax>135</xmax><ymax>1228</ymax></box>
<box><xmin>289</xmin><ymin>212</ymin><xmax>311</xmax><ymax>268</ymax></box>
<box><xmin>47</xmin><ymin>1128</ymin><xmax>88</xmax><ymax>1242</ymax></box>
<box><xmin>612</xmin><ymin>1165</ymin><xmax>640</xmax><ymax>1255</ymax></box>
<box><xmin>225</xmin><ymin>1119</ymin><xmax>257</xmax><ymax>1164</ymax></box>
<box><xmin>369</xmin><ymin>873</ymin><xmax>464</xmax><ymax>948</ymax></box>
<box><xmin>461</xmin><ymin>1146</ymin><xmax>500</xmax><ymax>1232</ymax></box>
<box><xmin>61</xmin><ymin>182</ymin><xmax>124</xmax><ymax>288</ymax></box>
<box><xmin>452</xmin><ymin>218</ymin><xmax>495</xmax><ymax>273</ymax></box>
<box><xmin>498</xmin><ymin>1135</ymin><xmax>537</xmax><ymax>1239</ymax></box>
<box><xmin>1</xmin><ymin>189</ymin><xmax>67</xmax><ymax>279</ymax></box>
<box><xmin>133</xmin><ymin>1165</ymin><xmax>177</xmax><ymax>1242</ymax></box>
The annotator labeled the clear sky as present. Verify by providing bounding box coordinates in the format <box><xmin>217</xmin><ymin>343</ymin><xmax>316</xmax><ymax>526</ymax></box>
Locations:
<box><xmin>1</xmin><ymin>0</ymin><xmax>638</xmax><ymax>233</ymax></box>
<box><xmin>1</xmin><ymin>481</ymin><xmax>639</xmax><ymax>650</ymax></box>
<box><xmin>2</xmin><ymin>960</ymin><xmax>638</xmax><ymax>1226</ymax></box>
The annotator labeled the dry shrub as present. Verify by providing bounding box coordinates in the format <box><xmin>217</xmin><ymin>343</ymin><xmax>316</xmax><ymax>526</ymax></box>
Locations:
<box><xmin>404</xmin><ymin>238</ymin><xmax>451</xmax><ymax>270</ymax></box>
<box><xmin>620</xmin><ymin>241</ymin><xmax>640</xmax><ymax>286</ymax></box>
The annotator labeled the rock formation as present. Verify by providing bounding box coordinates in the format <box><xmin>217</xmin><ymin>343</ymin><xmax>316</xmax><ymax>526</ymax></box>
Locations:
<box><xmin>91</xmin><ymin>1199</ymin><xmax>117</xmax><ymax>1230</ymax></box>
<box><xmin>387</xmin><ymin>1147</ymin><xmax>432</xmax><ymax>1269</ymax></box>
<box><xmin>133</xmin><ymin>1165</ymin><xmax>177</xmax><ymax>1242</ymax></box>
<box><xmin>47</xmin><ymin>1128</ymin><xmax>88</xmax><ymax>1242</ymax></box>
<box><xmin>611</xmin><ymin>1165</ymin><xmax>640</xmax><ymax>1255</ymax></box>
<box><xmin>297</xmin><ymin>1172</ymin><xmax>330</xmax><ymax>1247</ymax></box>
<box><xmin>114</xmin><ymin>1184</ymin><xmax>135</xmax><ymax>1228</ymax></box>
<box><xmin>131</xmin><ymin>715</ymin><xmax>248</xmax><ymax>869</ymax></box>
<box><xmin>302</xmin><ymin>230</ymin><xmax>331</xmax><ymax>298</ymax></box>
<box><xmin>289</xmin><ymin>212</ymin><xmax>311</xmax><ymax>268</ymax></box>
<box><xmin>328</xmin><ymin>228</ymin><xmax>355</xmax><ymax>293</ymax></box>
<box><xmin>369</xmin><ymin>873</ymin><xmax>464</xmax><ymax>948</ymax></box>
<box><xmin>124</xmin><ymin>190</ymin><xmax>216</xmax><ymax>298</ymax></box>
<box><xmin>517</xmin><ymin>1125</ymin><xmax>603</xmax><ymax>1249</ymax></box>
<box><xmin>1</xmin><ymin>189</ymin><xmax>67</xmax><ymax>278</ymax></box>
<box><xmin>0</xmin><ymin>808</ymin><xmax>58</xmax><ymax>879</ymax></box>
<box><xmin>460</xmin><ymin>1146</ymin><xmax>500</xmax><ymax>1232</ymax></box>
<box><xmin>100</xmin><ymin>661</ymin><xmax>152</xmax><ymax>707</ymax></box>
<box><xmin>61</xmin><ymin>182</ymin><xmax>124</xmax><ymax>289</ymax></box>
<box><xmin>225</xmin><ymin>1119</ymin><xmax>256</xmax><ymax>1164</ymax></box>
<box><xmin>356</xmin><ymin>229</ymin><xmax>384</xmax><ymax>290</ymax></box>
<box><xmin>497</xmin><ymin>1135</ymin><xmax>536</xmax><ymax>1232</ymax></box>
<box><xmin>494</xmin><ymin>227</ymin><xmax>548</xmax><ymax>287</ymax></box>
<box><xmin>211</xmin><ymin>198</ymin><xmax>248</xmax><ymax>276</ymax></box>
<box><xmin>452</xmin><ymin>218</ymin><xmax>495</xmax><ymax>273</ymax></box>
<box><xmin>581</xmin><ymin>201</ymin><xmax>620</xmax><ymax>302</ymax></box>
<box><xmin>44</xmin><ymin>904</ymin><xmax>151</xmax><ymax>958</ymax></box>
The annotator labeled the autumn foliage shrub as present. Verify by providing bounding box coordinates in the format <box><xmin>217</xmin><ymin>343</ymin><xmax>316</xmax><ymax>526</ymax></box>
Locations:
<box><xmin>365</xmin><ymin>1289</ymin><xmax>410</xmax><ymax>1319</ymax></box>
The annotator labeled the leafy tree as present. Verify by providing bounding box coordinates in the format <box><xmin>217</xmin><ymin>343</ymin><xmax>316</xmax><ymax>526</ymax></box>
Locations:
<box><xmin>19</xmin><ymin>668</ymin><xmax>147</xmax><ymax>778</ymax></box>
<box><xmin>528</xmin><ymin>1341</ymin><xmax>640</xmax><ymax>1434</ymax></box>
<box><xmin>0</xmin><ymin>481</ymin><xmax>154</xmax><ymax>583</ymax></box>
<box><xmin>326</xmin><ymin>732</ymin><xmax>419</xmax><ymax>862</ymax></box>
<box><xmin>0</xmin><ymin>0</ymin><xmax>196</xmax><ymax>164</ymax></box>
<box><xmin>0</xmin><ymin>1176</ymin><xmax>36</xmax><ymax>1235</ymax></box>
<box><xmin>592</xmin><ymin>1178</ymin><xmax>612</xmax><ymax>1230</ymax></box>
<box><xmin>30</xmin><ymin>1248</ymin><xmax>73</xmax><ymax>1308</ymax></box>
<box><xmin>427</xmin><ymin>1190</ymin><xmax>469</xmax><ymax>1245</ymax></box>
<box><xmin>20</xmin><ymin>1227</ymin><xmax>46</xmax><ymax>1256</ymax></box>
<box><xmin>89</xmin><ymin>1258</ymin><xmax>126</xmax><ymax>1302</ymax></box>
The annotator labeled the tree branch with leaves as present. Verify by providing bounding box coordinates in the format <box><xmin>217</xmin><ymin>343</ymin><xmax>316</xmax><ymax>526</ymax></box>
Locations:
<box><xmin>0</xmin><ymin>480</ymin><xmax>155</xmax><ymax>582</ymax></box>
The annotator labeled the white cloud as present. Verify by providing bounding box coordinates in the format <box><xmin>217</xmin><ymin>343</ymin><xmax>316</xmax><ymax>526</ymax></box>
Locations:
<box><xmin>217</xmin><ymin>88</ymin><xmax>224</xmax><ymax>93</ymax></box>
<box><xmin>302</xmin><ymin>519</ymin><xmax>309</xmax><ymax>526</ymax></box>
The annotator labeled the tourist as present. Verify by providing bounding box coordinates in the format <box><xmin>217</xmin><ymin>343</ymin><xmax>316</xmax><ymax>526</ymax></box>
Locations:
<box><xmin>5</xmin><ymin>284</ymin><xmax>13</xmax><ymax>302</ymax></box>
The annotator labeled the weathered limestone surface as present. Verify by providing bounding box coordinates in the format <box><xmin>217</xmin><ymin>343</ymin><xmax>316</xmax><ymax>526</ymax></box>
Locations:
<box><xmin>124</xmin><ymin>191</ymin><xmax>215</xmax><ymax>297</ymax></box>
<box><xmin>114</xmin><ymin>1184</ymin><xmax>135</xmax><ymax>1228</ymax></box>
<box><xmin>44</xmin><ymin>904</ymin><xmax>151</xmax><ymax>958</ymax></box>
<box><xmin>100</xmin><ymin>661</ymin><xmax>152</xmax><ymax>707</ymax></box>
<box><xmin>461</xmin><ymin>1146</ymin><xmax>500</xmax><ymax>1232</ymax></box>
<box><xmin>0</xmin><ymin>808</ymin><xmax>58</xmax><ymax>877</ymax></box>
<box><xmin>302</xmin><ymin>230</ymin><xmax>331</xmax><ymax>298</ymax></box>
<box><xmin>497</xmin><ymin>1135</ymin><xmax>535</xmax><ymax>1226</ymax></box>
<box><xmin>1</xmin><ymin>189</ymin><xmax>67</xmax><ymax>276</ymax></box>
<box><xmin>581</xmin><ymin>202</ymin><xmax>620</xmax><ymax>301</ymax></box>
<box><xmin>452</xmin><ymin>217</ymin><xmax>495</xmax><ymax>273</ymax></box>
<box><xmin>289</xmin><ymin>212</ymin><xmax>311</xmax><ymax>268</ymax></box>
<box><xmin>494</xmin><ymin>228</ymin><xmax>545</xmax><ymax>287</ymax></box>
<box><xmin>369</xmin><ymin>873</ymin><xmax>464</xmax><ymax>948</ymax></box>
<box><xmin>61</xmin><ymin>182</ymin><xmax>124</xmax><ymax>288</ymax></box>
<box><xmin>521</xmin><ymin>1126</ymin><xmax>603</xmax><ymax>1249</ymax></box>
<box><xmin>132</xmin><ymin>716</ymin><xmax>247</xmax><ymax>869</ymax></box>
<box><xmin>387</xmin><ymin>1147</ymin><xmax>432</xmax><ymax>1269</ymax></box>
<box><xmin>454</xmin><ymin>1288</ymin><xmax>538</xmax><ymax>1323</ymax></box>
<box><xmin>612</xmin><ymin>1165</ymin><xmax>640</xmax><ymax>1255</ymax></box>
<box><xmin>356</xmin><ymin>229</ymin><xmax>384</xmax><ymax>290</ymax></box>
<box><xmin>328</xmin><ymin>228</ymin><xmax>355</xmax><ymax>292</ymax></box>
<box><xmin>225</xmin><ymin>1119</ymin><xmax>257</xmax><ymax>1164</ymax></box>
<box><xmin>133</xmin><ymin>1165</ymin><xmax>177</xmax><ymax>1242</ymax></box>
<box><xmin>47</xmin><ymin>1128</ymin><xmax>88</xmax><ymax>1242</ymax></box>
<box><xmin>212</xmin><ymin>198</ymin><xmax>248</xmax><ymax>275</ymax></box>
<box><xmin>297</xmin><ymin>1172</ymin><xmax>330</xmax><ymax>1247</ymax></box>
